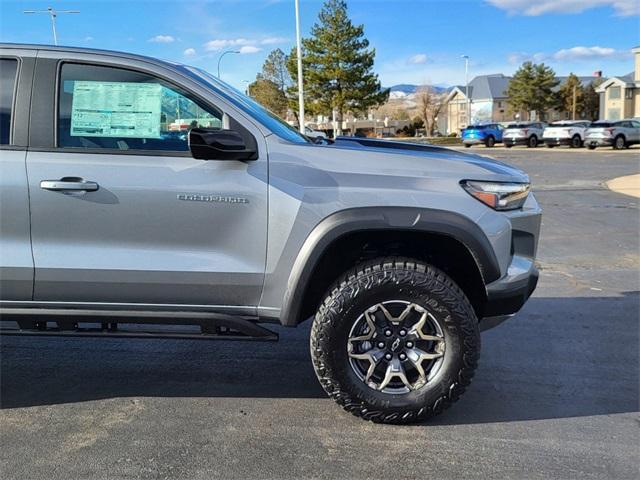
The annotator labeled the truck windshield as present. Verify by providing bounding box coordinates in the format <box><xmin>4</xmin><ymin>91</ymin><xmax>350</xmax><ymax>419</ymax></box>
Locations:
<box><xmin>183</xmin><ymin>66</ymin><xmax>310</xmax><ymax>144</ymax></box>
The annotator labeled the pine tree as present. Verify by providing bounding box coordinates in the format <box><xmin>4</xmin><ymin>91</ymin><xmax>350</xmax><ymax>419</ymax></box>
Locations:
<box><xmin>583</xmin><ymin>78</ymin><xmax>604</xmax><ymax>121</ymax></box>
<box><xmin>507</xmin><ymin>62</ymin><xmax>559</xmax><ymax>120</ymax></box>
<box><xmin>288</xmin><ymin>0</ymin><xmax>388</xmax><ymax>135</ymax></box>
<box><xmin>558</xmin><ymin>73</ymin><xmax>585</xmax><ymax>119</ymax></box>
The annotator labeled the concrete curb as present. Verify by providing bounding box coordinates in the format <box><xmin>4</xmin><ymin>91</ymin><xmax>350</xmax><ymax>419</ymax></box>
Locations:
<box><xmin>606</xmin><ymin>174</ymin><xmax>640</xmax><ymax>198</ymax></box>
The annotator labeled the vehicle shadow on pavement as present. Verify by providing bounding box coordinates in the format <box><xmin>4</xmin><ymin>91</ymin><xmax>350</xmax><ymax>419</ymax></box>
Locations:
<box><xmin>1</xmin><ymin>294</ymin><xmax>638</xmax><ymax>425</ymax></box>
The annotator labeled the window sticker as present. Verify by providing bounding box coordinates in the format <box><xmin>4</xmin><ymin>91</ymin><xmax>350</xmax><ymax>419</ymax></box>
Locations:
<box><xmin>70</xmin><ymin>81</ymin><xmax>162</xmax><ymax>138</ymax></box>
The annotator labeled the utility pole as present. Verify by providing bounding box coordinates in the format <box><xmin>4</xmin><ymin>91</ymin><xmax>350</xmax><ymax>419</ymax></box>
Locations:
<box><xmin>23</xmin><ymin>7</ymin><xmax>80</xmax><ymax>46</ymax></box>
<box><xmin>572</xmin><ymin>84</ymin><xmax>577</xmax><ymax>120</ymax></box>
<box><xmin>294</xmin><ymin>0</ymin><xmax>305</xmax><ymax>133</ymax></box>
<box><xmin>217</xmin><ymin>50</ymin><xmax>240</xmax><ymax>78</ymax></box>
<box><xmin>461</xmin><ymin>55</ymin><xmax>470</xmax><ymax>128</ymax></box>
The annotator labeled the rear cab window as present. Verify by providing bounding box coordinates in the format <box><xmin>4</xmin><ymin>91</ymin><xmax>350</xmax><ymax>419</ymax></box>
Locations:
<box><xmin>0</xmin><ymin>58</ymin><xmax>19</xmax><ymax>145</ymax></box>
<box><xmin>57</xmin><ymin>63</ymin><xmax>223</xmax><ymax>152</ymax></box>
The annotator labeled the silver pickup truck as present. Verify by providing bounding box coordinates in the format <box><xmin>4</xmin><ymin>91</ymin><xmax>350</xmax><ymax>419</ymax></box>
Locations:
<box><xmin>0</xmin><ymin>44</ymin><xmax>541</xmax><ymax>424</ymax></box>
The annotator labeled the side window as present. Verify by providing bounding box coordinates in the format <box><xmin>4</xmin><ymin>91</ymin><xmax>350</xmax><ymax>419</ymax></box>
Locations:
<box><xmin>58</xmin><ymin>63</ymin><xmax>222</xmax><ymax>152</ymax></box>
<box><xmin>0</xmin><ymin>58</ymin><xmax>18</xmax><ymax>145</ymax></box>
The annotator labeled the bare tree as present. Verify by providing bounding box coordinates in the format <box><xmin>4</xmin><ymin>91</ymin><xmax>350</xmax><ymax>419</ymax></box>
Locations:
<box><xmin>416</xmin><ymin>86</ymin><xmax>443</xmax><ymax>136</ymax></box>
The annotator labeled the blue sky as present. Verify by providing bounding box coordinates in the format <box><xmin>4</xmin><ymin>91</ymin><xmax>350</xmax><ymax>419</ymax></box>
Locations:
<box><xmin>1</xmin><ymin>0</ymin><xmax>638</xmax><ymax>89</ymax></box>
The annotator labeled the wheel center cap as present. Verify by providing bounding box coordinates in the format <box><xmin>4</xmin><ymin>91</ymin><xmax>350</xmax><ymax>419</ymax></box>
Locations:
<box><xmin>391</xmin><ymin>337</ymin><xmax>401</xmax><ymax>352</ymax></box>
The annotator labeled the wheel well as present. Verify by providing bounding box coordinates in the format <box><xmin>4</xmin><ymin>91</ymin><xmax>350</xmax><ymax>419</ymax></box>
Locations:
<box><xmin>296</xmin><ymin>230</ymin><xmax>487</xmax><ymax>323</ymax></box>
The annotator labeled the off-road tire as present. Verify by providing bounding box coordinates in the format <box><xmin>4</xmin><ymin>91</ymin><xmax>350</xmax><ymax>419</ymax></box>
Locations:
<box><xmin>310</xmin><ymin>258</ymin><xmax>480</xmax><ymax>424</ymax></box>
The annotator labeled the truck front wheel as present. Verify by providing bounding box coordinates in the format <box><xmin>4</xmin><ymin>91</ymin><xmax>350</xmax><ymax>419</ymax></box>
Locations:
<box><xmin>310</xmin><ymin>258</ymin><xmax>480</xmax><ymax>424</ymax></box>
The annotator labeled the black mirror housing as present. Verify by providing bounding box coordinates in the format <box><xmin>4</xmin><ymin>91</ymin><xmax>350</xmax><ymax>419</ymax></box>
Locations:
<box><xmin>189</xmin><ymin>128</ymin><xmax>258</xmax><ymax>161</ymax></box>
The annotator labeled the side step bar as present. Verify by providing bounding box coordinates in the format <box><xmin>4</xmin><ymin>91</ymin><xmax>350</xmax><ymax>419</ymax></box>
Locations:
<box><xmin>0</xmin><ymin>308</ymin><xmax>278</xmax><ymax>341</ymax></box>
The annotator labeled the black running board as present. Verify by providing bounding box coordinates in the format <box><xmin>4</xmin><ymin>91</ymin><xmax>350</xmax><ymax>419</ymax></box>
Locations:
<box><xmin>0</xmin><ymin>307</ymin><xmax>278</xmax><ymax>341</ymax></box>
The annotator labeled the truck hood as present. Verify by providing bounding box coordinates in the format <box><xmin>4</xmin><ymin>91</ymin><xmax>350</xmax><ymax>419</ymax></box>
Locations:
<box><xmin>327</xmin><ymin>137</ymin><xmax>528</xmax><ymax>182</ymax></box>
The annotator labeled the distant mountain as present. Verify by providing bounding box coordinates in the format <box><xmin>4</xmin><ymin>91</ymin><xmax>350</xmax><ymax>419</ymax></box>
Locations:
<box><xmin>387</xmin><ymin>83</ymin><xmax>450</xmax><ymax>95</ymax></box>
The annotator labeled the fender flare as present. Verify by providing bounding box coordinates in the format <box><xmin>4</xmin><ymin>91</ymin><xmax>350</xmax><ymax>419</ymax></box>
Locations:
<box><xmin>280</xmin><ymin>206</ymin><xmax>501</xmax><ymax>326</ymax></box>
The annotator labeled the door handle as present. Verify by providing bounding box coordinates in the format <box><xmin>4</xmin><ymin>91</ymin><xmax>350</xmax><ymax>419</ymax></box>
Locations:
<box><xmin>40</xmin><ymin>177</ymin><xmax>99</xmax><ymax>192</ymax></box>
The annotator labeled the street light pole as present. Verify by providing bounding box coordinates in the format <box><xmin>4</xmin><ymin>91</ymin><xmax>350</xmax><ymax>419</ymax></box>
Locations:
<box><xmin>217</xmin><ymin>50</ymin><xmax>240</xmax><ymax>78</ymax></box>
<box><xmin>294</xmin><ymin>0</ymin><xmax>305</xmax><ymax>133</ymax></box>
<box><xmin>461</xmin><ymin>55</ymin><xmax>470</xmax><ymax>128</ymax></box>
<box><xmin>23</xmin><ymin>7</ymin><xmax>80</xmax><ymax>46</ymax></box>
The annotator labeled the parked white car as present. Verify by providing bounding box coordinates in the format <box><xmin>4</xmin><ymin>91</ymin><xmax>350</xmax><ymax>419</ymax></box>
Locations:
<box><xmin>585</xmin><ymin>119</ymin><xmax>640</xmax><ymax>150</ymax></box>
<box><xmin>503</xmin><ymin>122</ymin><xmax>545</xmax><ymax>148</ymax></box>
<box><xmin>304</xmin><ymin>126</ymin><xmax>327</xmax><ymax>141</ymax></box>
<box><xmin>543</xmin><ymin>121</ymin><xmax>590</xmax><ymax>148</ymax></box>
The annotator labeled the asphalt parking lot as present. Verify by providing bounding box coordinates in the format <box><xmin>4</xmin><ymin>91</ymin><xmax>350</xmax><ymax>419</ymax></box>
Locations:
<box><xmin>1</xmin><ymin>147</ymin><xmax>638</xmax><ymax>479</ymax></box>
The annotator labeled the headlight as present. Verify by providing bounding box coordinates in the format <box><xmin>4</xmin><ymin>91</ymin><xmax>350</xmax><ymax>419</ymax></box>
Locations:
<box><xmin>461</xmin><ymin>180</ymin><xmax>530</xmax><ymax>211</ymax></box>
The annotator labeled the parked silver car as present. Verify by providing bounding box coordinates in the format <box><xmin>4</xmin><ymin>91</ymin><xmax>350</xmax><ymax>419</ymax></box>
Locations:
<box><xmin>585</xmin><ymin>119</ymin><xmax>640</xmax><ymax>150</ymax></box>
<box><xmin>503</xmin><ymin>122</ymin><xmax>545</xmax><ymax>148</ymax></box>
<box><xmin>543</xmin><ymin>120</ymin><xmax>590</xmax><ymax>148</ymax></box>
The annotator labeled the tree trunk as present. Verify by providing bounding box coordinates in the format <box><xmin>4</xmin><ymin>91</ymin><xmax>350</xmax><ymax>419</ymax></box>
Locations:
<box><xmin>335</xmin><ymin>108</ymin><xmax>343</xmax><ymax>137</ymax></box>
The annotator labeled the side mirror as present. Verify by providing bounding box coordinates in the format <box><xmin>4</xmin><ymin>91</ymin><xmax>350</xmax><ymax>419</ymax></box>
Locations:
<box><xmin>189</xmin><ymin>128</ymin><xmax>257</xmax><ymax>161</ymax></box>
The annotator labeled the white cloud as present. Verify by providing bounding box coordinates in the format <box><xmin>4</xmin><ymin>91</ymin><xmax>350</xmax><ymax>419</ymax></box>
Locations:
<box><xmin>183</xmin><ymin>48</ymin><xmax>196</xmax><ymax>57</ymax></box>
<box><xmin>260</xmin><ymin>37</ymin><xmax>287</xmax><ymax>45</ymax></box>
<box><xmin>552</xmin><ymin>46</ymin><xmax>626</xmax><ymax>61</ymax></box>
<box><xmin>508</xmin><ymin>46</ymin><xmax>631</xmax><ymax>64</ymax></box>
<box><xmin>486</xmin><ymin>0</ymin><xmax>639</xmax><ymax>16</ymax></box>
<box><xmin>408</xmin><ymin>54</ymin><xmax>428</xmax><ymax>65</ymax></box>
<box><xmin>203</xmin><ymin>38</ymin><xmax>252</xmax><ymax>51</ymax></box>
<box><xmin>507</xmin><ymin>52</ymin><xmax>547</xmax><ymax>64</ymax></box>
<box><xmin>204</xmin><ymin>37</ymin><xmax>285</xmax><ymax>53</ymax></box>
<box><xmin>239</xmin><ymin>45</ymin><xmax>262</xmax><ymax>54</ymax></box>
<box><xmin>149</xmin><ymin>35</ymin><xmax>175</xmax><ymax>43</ymax></box>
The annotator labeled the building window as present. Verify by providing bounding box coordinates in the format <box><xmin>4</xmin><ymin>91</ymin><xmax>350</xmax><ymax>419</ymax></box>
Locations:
<box><xmin>497</xmin><ymin>101</ymin><xmax>503</xmax><ymax>108</ymax></box>
<box><xmin>609</xmin><ymin>86</ymin><xmax>621</xmax><ymax>99</ymax></box>
<box><xmin>607</xmin><ymin>108</ymin><xmax>621</xmax><ymax>121</ymax></box>
<box><xmin>625</xmin><ymin>88</ymin><xmax>634</xmax><ymax>99</ymax></box>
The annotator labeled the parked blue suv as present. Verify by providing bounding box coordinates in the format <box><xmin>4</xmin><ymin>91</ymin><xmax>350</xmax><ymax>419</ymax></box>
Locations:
<box><xmin>462</xmin><ymin>124</ymin><xmax>504</xmax><ymax>148</ymax></box>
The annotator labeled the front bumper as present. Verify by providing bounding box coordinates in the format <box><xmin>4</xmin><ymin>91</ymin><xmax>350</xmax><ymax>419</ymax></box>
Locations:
<box><xmin>586</xmin><ymin>137</ymin><xmax>613</xmax><ymax>147</ymax></box>
<box><xmin>462</xmin><ymin>138</ymin><xmax>486</xmax><ymax>145</ymax></box>
<box><xmin>543</xmin><ymin>137</ymin><xmax>572</xmax><ymax>146</ymax></box>
<box><xmin>483</xmin><ymin>262</ymin><xmax>538</xmax><ymax>318</ymax></box>
<box><xmin>503</xmin><ymin>137</ymin><xmax>528</xmax><ymax>146</ymax></box>
<box><xmin>479</xmin><ymin>195</ymin><xmax>541</xmax><ymax>330</ymax></box>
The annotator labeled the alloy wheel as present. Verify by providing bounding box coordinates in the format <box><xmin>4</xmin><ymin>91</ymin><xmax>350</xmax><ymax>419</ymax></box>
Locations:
<box><xmin>347</xmin><ymin>301</ymin><xmax>446</xmax><ymax>394</ymax></box>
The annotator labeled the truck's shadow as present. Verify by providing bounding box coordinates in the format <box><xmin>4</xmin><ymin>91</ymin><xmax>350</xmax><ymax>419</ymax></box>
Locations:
<box><xmin>1</xmin><ymin>293</ymin><xmax>638</xmax><ymax>425</ymax></box>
